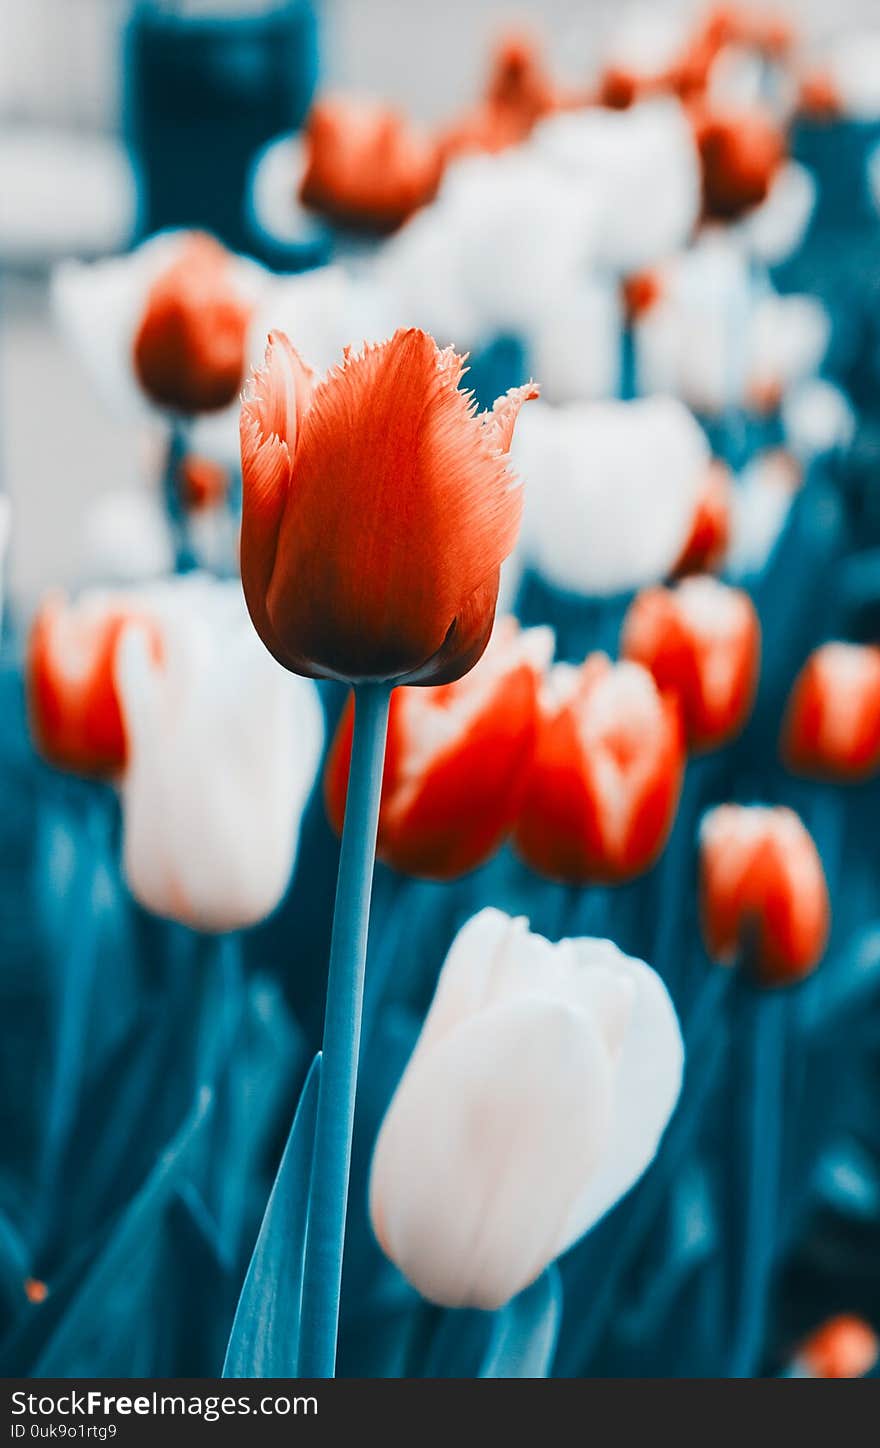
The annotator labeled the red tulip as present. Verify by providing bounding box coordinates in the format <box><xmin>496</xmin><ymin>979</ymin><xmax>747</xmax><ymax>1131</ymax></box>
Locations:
<box><xmin>325</xmin><ymin>620</ymin><xmax>552</xmax><ymax>879</ymax></box>
<box><xmin>133</xmin><ymin>233</ymin><xmax>254</xmax><ymax>414</ymax></box>
<box><xmin>699</xmin><ymin>804</ymin><xmax>829</xmax><ymax>984</ymax></box>
<box><xmin>782</xmin><ymin>643</ymin><xmax>880</xmax><ymax>782</ymax></box>
<box><xmin>514</xmin><ymin>655</ymin><xmax>684</xmax><ymax>884</ymax></box>
<box><xmin>621</xmin><ymin>576</ymin><xmax>760</xmax><ymax>751</ymax></box>
<box><xmin>299</xmin><ymin>97</ymin><xmax>443</xmax><ymax>234</ymax></box>
<box><xmin>28</xmin><ymin>591</ymin><xmax>158</xmax><ymax>778</ymax></box>
<box><xmin>621</xmin><ymin>268</ymin><xmax>664</xmax><ymax>322</ymax></box>
<box><xmin>795</xmin><ymin>1316</ymin><xmax>879</xmax><ymax>1380</ymax></box>
<box><xmin>798</xmin><ymin>70</ymin><xmax>841</xmax><ymax>120</ymax></box>
<box><xmin>178</xmin><ymin>455</ymin><xmax>230</xmax><ymax>512</ymax></box>
<box><xmin>692</xmin><ymin>104</ymin><xmax>786</xmax><ymax>221</ymax></box>
<box><xmin>673</xmin><ymin>461</ymin><xmax>732</xmax><ymax>576</ymax></box>
<box><xmin>240</xmin><ymin>328</ymin><xmax>537</xmax><ymax>686</ymax></box>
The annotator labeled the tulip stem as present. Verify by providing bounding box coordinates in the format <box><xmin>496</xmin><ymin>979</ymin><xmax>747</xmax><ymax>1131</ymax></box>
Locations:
<box><xmin>163</xmin><ymin>422</ymin><xmax>196</xmax><ymax>574</ymax></box>
<box><xmin>298</xmin><ymin>681</ymin><xmax>392</xmax><ymax>1378</ymax></box>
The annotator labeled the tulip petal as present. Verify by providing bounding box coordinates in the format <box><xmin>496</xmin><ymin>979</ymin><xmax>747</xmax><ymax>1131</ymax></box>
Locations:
<box><xmin>554</xmin><ymin>947</ymin><xmax>683</xmax><ymax>1255</ymax></box>
<box><xmin>370</xmin><ymin>997</ymin><xmax>614</xmax><ymax>1309</ymax></box>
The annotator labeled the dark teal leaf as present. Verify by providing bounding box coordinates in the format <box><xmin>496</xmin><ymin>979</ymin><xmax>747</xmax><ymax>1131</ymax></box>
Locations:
<box><xmin>222</xmin><ymin>1054</ymin><xmax>320</xmax><ymax>1378</ymax></box>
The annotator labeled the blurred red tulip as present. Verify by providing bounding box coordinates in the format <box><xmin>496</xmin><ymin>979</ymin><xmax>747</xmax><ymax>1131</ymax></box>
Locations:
<box><xmin>798</xmin><ymin>70</ymin><xmax>841</xmax><ymax>120</ymax></box>
<box><xmin>514</xmin><ymin>654</ymin><xmax>684</xmax><ymax>884</ymax></box>
<box><xmin>782</xmin><ymin>642</ymin><xmax>880</xmax><ymax>782</ymax></box>
<box><xmin>673</xmin><ymin>461</ymin><xmax>732</xmax><ymax>575</ymax></box>
<box><xmin>299</xmin><ymin>97</ymin><xmax>443</xmax><ymax>233</ymax></box>
<box><xmin>441</xmin><ymin>32</ymin><xmax>559</xmax><ymax>158</ymax></box>
<box><xmin>133</xmin><ymin>233</ymin><xmax>253</xmax><ymax>414</ymax></box>
<box><xmin>240</xmin><ymin>328</ymin><xmax>537</xmax><ymax>686</ymax></box>
<box><xmin>622</xmin><ymin>268</ymin><xmax>664</xmax><ymax>322</ymax></box>
<box><xmin>178</xmin><ymin>455</ymin><xmax>230</xmax><ymax>512</ymax></box>
<box><xmin>796</xmin><ymin>1316</ymin><xmax>879</xmax><ymax>1379</ymax></box>
<box><xmin>692</xmin><ymin>104</ymin><xmax>786</xmax><ymax>221</ymax></box>
<box><xmin>621</xmin><ymin>575</ymin><xmax>759</xmax><ymax>750</ymax></box>
<box><xmin>325</xmin><ymin>620</ymin><xmax>552</xmax><ymax>879</ymax></box>
<box><xmin>28</xmin><ymin>592</ymin><xmax>158</xmax><ymax>778</ymax></box>
<box><xmin>699</xmin><ymin>804</ymin><xmax>829</xmax><ymax>984</ymax></box>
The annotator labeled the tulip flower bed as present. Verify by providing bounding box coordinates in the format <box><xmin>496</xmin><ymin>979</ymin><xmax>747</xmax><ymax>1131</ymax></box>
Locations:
<box><xmin>2</xmin><ymin>0</ymin><xmax>880</xmax><ymax>1385</ymax></box>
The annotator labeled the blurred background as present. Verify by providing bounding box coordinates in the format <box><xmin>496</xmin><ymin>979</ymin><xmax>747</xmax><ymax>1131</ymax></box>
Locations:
<box><xmin>0</xmin><ymin>0</ymin><xmax>876</xmax><ymax>604</ymax></box>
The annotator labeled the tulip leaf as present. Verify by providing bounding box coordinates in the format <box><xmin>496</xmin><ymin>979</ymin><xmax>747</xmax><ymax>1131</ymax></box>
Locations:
<box><xmin>479</xmin><ymin>1265</ymin><xmax>562</xmax><ymax>1379</ymax></box>
<box><xmin>222</xmin><ymin>1053</ymin><xmax>321</xmax><ymax>1378</ymax></box>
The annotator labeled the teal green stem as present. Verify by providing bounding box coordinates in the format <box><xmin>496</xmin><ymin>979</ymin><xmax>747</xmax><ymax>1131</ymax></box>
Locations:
<box><xmin>298</xmin><ymin>681</ymin><xmax>391</xmax><ymax>1378</ymax></box>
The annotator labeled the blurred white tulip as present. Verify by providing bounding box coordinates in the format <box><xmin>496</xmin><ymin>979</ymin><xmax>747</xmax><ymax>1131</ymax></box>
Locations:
<box><xmin>636</xmin><ymin>235</ymin><xmax>829</xmax><ymax>412</ymax></box>
<box><xmin>533</xmin><ymin>99</ymin><xmax>701</xmax><ymax>273</ymax></box>
<box><xmin>78</xmin><ymin>488</ymin><xmax>174</xmax><ymax>587</ymax></box>
<box><xmin>374</xmin><ymin>147</ymin><xmax>601</xmax><ymax>349</ymax></box>
<box><xmin>0</xmin><ymin>496</ymin><xmax>11</xmax><ymax>634</ymax></box>
<box><xmin>369</xmin><ymin>908</ymin><xmax>683</xmax><ymax>1309</ymax></box>
<box><xmin>528</xmin><ymin>277</ymin><xmax>622</xmax><ymax>404</ymax></box>
<box><xmin>512</xmin><ymin>395</ymin><xmax>709</xmax><ymax>596</ymax></box>
<box><xmin>115</xmin><ymin>575</ymin><xmax>323</xmax><ymax>932</ymax></box>
<box><xmin>726</xmin><ymin>450</ymin><xmax>801</xmax><ymax>578</ymax></box>
<box><xmin>822</xmin><ymin>32</ymin><xmax>880</xmax><ymax>120</ymax></box>
<box><xmin>735</xmin><ymin>162</ymin><xmax>816</xmax><ymax>265</ymax></box>
<box><xmin>782</xmin><ymin>379</ymin><xmax>855</xmax><ymax>465</ymax></box>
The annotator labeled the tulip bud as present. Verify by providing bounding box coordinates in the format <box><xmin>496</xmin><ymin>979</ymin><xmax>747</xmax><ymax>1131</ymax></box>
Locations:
<box><xmin>692</xmin><ymin>104</ymin><xmax>786</xmax><ymax>221</ymax></box>
<box><xmin>325</xmin><ymin>620</ymin><xmax>553</xmax><ymax>879</ymax></box>
<box><xmin>369</xmin><ymin>908</ymin><xmax>683</xmax><ymax>1309</ymax></box>
<box><xmin>440</xmin><ymin>32</ymin><xmax>559</xmax><ymax>160</ymax></box>
<box><xmin>239</xmin><ymin>328</ymin><xmax>537</xmax><ymax>686</ymax></box>
<box><xmin>299</xmin><ymin>97</ymin><xmax>443</xmax><ymax>234</ymax></box>
<box><xmin>28</xmin><ymin>590</ymin><xmax>160</xmax><ymax>778</ymax></box>
<box><xmin>794</xmin><ymin>1316</ymin><xmax>879</xmax><ymax>1379</ymax></box>
<box><xmin>782</xmin><ymin>643</ymin><xmax>880</xmax><ymax>782</ymax></box>
<box><xmin>133</xmin><ymin>234</ymin><xmax>255</xmax><ymax>414</ymax></box>
<box><xmin>621</xmin><ymin>576</ymin><xmax>760</xmax><ymax>750</ymax></box>
<box><xmin>673</xmin><ymin>461</ymin><xmax>732</xmax><ymax>576</ymax></box>
<box><xmin>114</xmin><ymin>577</ymin><xmax>323</xmax><ymax>932</ymax></box>
<box><xmin>53</xmin><ymin>231</ymin><xmax>265</xmax><ymax>423</ymax></box>
<box><xmin>699</xmin><ymin>804</ymin><xmax>829</xmax><ymax>984</ymax></box>
<box><xmin>514</xmin><ymin>655</ymin><xmax>684</xmax><ymax>883</ymax></box>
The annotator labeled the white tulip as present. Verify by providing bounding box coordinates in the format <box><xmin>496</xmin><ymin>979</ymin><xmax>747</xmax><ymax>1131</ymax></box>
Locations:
<box><xmin>734</xmin><ymin>163</ymin><xmax>816</xmax><ymax>266</ymax></box>
<box><xmin>782</xmin><ymin>379</ymin><xmax>855</xmax><ymax>465</ymax></box>
<box><xmin>0</xmin><ymin>495</ymin><xmax>11</xmax><ymax>634</ymax></box>
<box><xmin>636</xmin><ymin>235</ymin><xmax>829</xmax><ymax>412</ymax></box>
<box><xmin>532</xmin><ymin>100</ymin><xmax>701</xmax><ymax>273</ymax></box>
<box><xmin>374</xmin><ymin>147</ymin><xmax>601</xmax><ymax>350</ymax></box>
<box><xmin>512</xmin><ymin>396</ymin><xmax>709</xmax><ymax>597</ymax></box>
<box><xmin>114</xmin><ymin>575</ymin><xmax>323</xmax><ymax>932</ymax></box>
<box><xmin>78</xmin><ymin>488</ymin><xmax>174</xmax><ymax>587</ymax></box>
<box><xmin>726</xmin><ymin>450</ymin><xmax>801</xmax><ymax>579</ymax></box>
<box><xmin>370</xmin><ymin>908</ymin><xmax>683</xmax><ymax>1309</ymax></box>
<box><xmin>822</xmin><ymin>32</ymin><xmax>880</xmax><ymax>120</ymax></box>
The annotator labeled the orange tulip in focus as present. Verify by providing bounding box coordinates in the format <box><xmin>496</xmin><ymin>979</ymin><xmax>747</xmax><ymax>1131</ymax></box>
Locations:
<box><xmin>674</xmin><ymin>461</ymin><xmax>732</xmax><ymax>575</ymax></box>
<box><xmin>514</xmin><ymin>655</ymin><xmax>684</xmax><ymax>884</ymax></box>
<box><xmin>699</xmin><ymin>804</ymin><xmax>829</xmax><ymax>985</ymax></box>
<box><xmin>782</xmin><ymin>643</ymin><xmax>880</xmax><ymax>782</ymax></box>
<box><xmin>240</xmin><ymin>328</ymin><xmax>537</xmax><ymax>686</ymax></box>
<box><xmin>28</xmin><ymin>592</ymin><xmax>158</xmax><ymax>778</ymax></box>
<box><xmin>621</xmin><ymin>576</ymin><xmax>760</xmax><ymax>751</ymax></box>
<box><xmin>133</xmin><ymin>233</ymin><xmax>253</xmax><ymax>414</ymax></box>
<box><xmin>692</xmin><ymin>105</ymin><xmax>786</xmax><ymax>221</ymax></box>
<box><xmin>299</xmin><ymin>97</ymin><xmax>443</xmax><ymax>234</ymax></box>
<box><xmin>441</xmin><ymin>33</ymin><xmax>559</xmax><ymax>159</ymax></box>
<box><xmin>796</xmin><ymin>1316</ymin><xmax>879</xmax><ymax>1379</ymax></box>
<box><xmin>325</xmin><ymin>620</ymin><xmax>553</xmax><ymax>879</ymax></box>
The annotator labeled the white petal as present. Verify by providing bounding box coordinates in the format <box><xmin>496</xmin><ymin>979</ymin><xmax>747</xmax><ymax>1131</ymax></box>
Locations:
<box><xmin>554</xmin><ymin>948</ymin><xmax>684</xmax><ymax>1254</ymax></box>
<box><xmin>370</xmin><ymin>997</ymin><xmax>614</xmax><ymax>1309</ymax></box>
